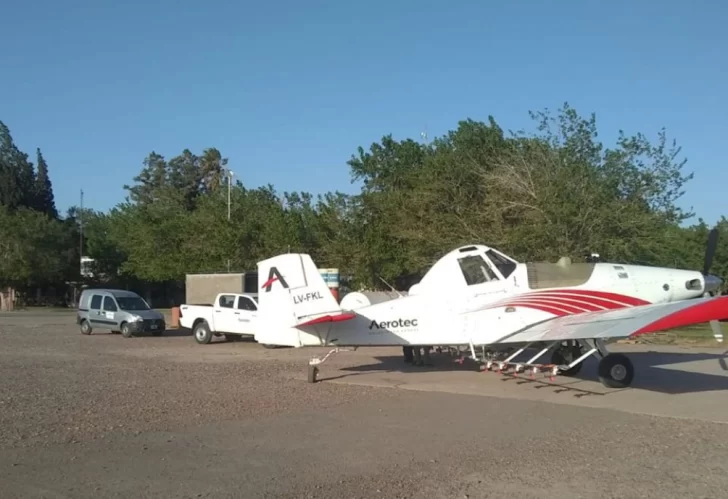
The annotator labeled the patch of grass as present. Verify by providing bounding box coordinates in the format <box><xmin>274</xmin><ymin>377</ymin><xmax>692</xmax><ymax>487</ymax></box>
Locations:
<box><xmin>637</xmin><ymin>323</ymin><xmax>724</xmax><ymax>346</ymax></box>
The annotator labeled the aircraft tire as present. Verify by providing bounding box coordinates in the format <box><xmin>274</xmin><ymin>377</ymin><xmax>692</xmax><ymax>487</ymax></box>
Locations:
<box><xmin>597</xmin><ymin>353</ymin><xmax>634</xmax><ymax>389</ymax></box>
<box><xmin>308</xmin><ymin>365</ymin><xmax>319</xmax><ymax>383</ymax></box>
<box><xmin>551</xmin><ymin>345</ymin><xmax>583</xmax><ymax>377</ymax></box>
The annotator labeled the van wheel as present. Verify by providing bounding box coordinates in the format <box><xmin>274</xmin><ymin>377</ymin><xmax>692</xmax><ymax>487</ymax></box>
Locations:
<box><xmin>194</xmin><ymin>322</ymin><xmax>213</xmax><ymax>344</ymax></box>
<box><xmin>120</xmin><ymin>323</ymin><xmax>133</xmax><ymax>338</ymax></box>
<box><xmin>80</xmin><ymin>320</ymin><xmax>92</xmax><ymax>335</ymax></box>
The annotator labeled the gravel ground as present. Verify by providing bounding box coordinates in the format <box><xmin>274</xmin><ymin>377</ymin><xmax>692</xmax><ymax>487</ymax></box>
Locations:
<box><xmin>2</xmin><ymin>312</ymin><xmax>728</xmax><ymax>498</ymax></box>
<box><xmin>0</xmin><ymin>313</ymin><xmax>395</xmax><ymax>450</ymax></box>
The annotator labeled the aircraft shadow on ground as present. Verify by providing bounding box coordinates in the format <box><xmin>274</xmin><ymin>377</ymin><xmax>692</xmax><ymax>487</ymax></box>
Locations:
<box><xmin>329</xmin><ymin>349</ymin><xmax>728</xmax><ymax>396</ymax></box>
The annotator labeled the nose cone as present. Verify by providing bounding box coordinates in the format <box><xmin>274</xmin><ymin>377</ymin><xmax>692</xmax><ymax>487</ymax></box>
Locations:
<box><xmin>704</xmin><ymin>274</ymin><xmax>723</xmax><ymax>295</ymax></box>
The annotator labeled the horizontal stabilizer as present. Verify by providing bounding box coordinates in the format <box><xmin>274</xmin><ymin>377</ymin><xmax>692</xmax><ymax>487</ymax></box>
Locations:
<box><xmin>298</xmin><ymin>312</ymin><xmax>357</xmax><ymax>327</ymax></box>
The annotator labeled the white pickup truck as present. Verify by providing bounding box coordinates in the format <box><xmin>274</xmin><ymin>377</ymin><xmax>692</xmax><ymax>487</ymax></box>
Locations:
<box><xmin>179</xmin><ymin>292</ymin><xmax>262</xmax><ymax>345</ymax></box>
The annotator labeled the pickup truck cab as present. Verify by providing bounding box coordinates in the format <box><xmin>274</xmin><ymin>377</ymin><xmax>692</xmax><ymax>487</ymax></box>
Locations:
<box><xmin>179</xmin><ymin>293</ymin><xmax>259</xmax><ymax>344</ymax></box>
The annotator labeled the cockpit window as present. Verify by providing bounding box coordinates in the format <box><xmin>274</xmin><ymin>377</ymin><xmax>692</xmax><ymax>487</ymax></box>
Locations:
<box><xmin>458</xmin><ymin>255</ymin><xmax>498</xmax><ymax>285</ymax></box>
<box><xmin>486</xmin><ymin>250</ymin><xmax>517</xmax><ymax>279</ymax></box>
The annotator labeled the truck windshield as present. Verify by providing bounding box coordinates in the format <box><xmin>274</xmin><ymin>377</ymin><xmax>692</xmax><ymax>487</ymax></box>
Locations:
<box><xmin>116</xmin><ymin>297</ymin><xmax>150</xmax><ymax>311</ymax></box>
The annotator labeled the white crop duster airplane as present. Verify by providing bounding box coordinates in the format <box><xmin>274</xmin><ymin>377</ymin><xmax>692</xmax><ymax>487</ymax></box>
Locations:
<box><xmin>254</xmin><ymin>230</ymin><xmax>728</xmax><ymax>389</ymax></box>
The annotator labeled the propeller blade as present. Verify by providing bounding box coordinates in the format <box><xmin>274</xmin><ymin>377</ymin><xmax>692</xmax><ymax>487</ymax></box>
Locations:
<box><xmin>703</xmin><ymin>227</ymin><xmax>719</xmax><ymax>275</ymax></box>
<box><xmin>709</xmin><ymin>319</ymin><xmax>724</xmax><ymax>343</ymax></box>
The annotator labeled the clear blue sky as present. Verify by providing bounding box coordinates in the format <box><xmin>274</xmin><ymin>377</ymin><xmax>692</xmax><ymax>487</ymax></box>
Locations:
<box><xmin>1</xmin><ymin>0</ymin><xmax>725</xmax><ymax>225</ymax></box>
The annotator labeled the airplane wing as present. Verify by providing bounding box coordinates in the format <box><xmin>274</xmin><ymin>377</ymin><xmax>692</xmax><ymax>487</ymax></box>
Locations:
<box><xmin>489</xmin><ymin>295</ymin><xmax>728</xmax><ymax>344</ymax></box>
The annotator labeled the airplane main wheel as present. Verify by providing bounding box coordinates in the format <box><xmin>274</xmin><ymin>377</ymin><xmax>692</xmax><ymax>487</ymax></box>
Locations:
<box><xmin>597</xmin><ymin>353</ymin><xmax>634</xmax><ymax>389</ymax></box>
<box><xmin>308</xmin><ymin>365</ymin><xmax>319</xmax><ymax>383</ymax></box>
<box><xmin>551</xmin><ymin>345</ymin><xmax>583</xmax><ymax>377</ymax></box>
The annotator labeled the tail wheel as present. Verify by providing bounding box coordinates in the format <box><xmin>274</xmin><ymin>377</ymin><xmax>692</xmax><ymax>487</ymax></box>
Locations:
<box><xmin>80</xmin><ymin>320</ymin><xmax>92</xmax><ymax>335</ymax></box>
<box><xmin>597</xmin><ymin>353</ymin><xmax>634</xmax><ymax>389</ymax></box>
<box><xmin>194</xmin><ymin>321</ymin><xmax>213</xmax><ymax>344</ymax></box>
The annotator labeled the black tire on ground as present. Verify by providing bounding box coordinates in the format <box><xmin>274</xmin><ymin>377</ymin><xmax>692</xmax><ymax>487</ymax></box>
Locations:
<box><xmin>308</xmin><ymin>365</ymin><xmax>318</xmax><ymax>383</ymax></box>
<box><xmin>120</xmin><ymin>322</ymin><xmax>133</xmax><ymax>338</ymax></box>
<box><xmin>551</xmin><ymin>345</ymin><xmax>583</xmax><ymax>377</ymax></box>
<box><xmin>80</xmin><ymin>320</ymin><xmax>92</xmax><ymax>335</ymax></box>
<box><xmin>151</xmin><ymin>329</ymin><xmax>163</xmax><ymax>336</ymax></box>
<box><xmin>597</xmin><ymin>353</ymin><xmax>635</xmax><ymax>389</ymax></box>
<box><xmin>193</xmin><ymin>321</ymin><xmax>213</xmax><ymax>344</ymax></box>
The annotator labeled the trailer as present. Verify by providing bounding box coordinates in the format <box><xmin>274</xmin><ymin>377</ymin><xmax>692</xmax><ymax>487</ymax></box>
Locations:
<box><xmin>184</xmin><ymin>272</ymin><xmax>258</xmax><ymax>305</ymax></box>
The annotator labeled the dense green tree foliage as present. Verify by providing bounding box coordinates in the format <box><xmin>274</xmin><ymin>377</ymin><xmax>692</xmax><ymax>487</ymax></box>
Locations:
<box><xmin>0</xmin><ymin>104</ymin><xmax>725</xmax><ymax>310</ymax></box>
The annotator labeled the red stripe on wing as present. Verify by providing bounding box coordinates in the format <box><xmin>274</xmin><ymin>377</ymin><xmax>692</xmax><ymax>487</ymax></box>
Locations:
<box><xmin>631</xmin><ymin>296</ymin><xmax>728</xmax><ymax>338</ymax></box>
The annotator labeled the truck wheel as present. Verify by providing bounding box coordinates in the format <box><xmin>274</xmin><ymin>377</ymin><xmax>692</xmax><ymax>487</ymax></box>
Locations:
<box><xmin>80</xmin><ymin>320</ymin><xmax>92</xmax><ymax>335</ymax></box>
<box><xmin>194</xmin><ymin>322</ymin><xmax>213</xmax><ymax>344</ymax></box>
<box><xmin>120</xmin><ymin>322</ymin><xmax>133</xmax><ymax>338</ymax></box>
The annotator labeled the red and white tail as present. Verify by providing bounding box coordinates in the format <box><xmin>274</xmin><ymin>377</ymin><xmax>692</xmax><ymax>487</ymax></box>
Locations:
<box><xmin>256</xmin><ymin>253</ymin><xmax>354</xmax><ymax>337</ymax></box>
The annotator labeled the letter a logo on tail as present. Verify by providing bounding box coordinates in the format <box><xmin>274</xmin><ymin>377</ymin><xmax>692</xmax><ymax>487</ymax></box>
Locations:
<box><xmin>261</xmin><ymin>266</ymin><xmax>289</xmax><ymax>292</ymax></box>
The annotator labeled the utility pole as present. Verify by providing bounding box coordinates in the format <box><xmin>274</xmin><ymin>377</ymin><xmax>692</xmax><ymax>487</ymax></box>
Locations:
<box><xmin>227</xmin><ymin>169</ymin><xmax>233</xmax><ymax>221</ymax></box>
<box><xmin>79</xmin><ymin>189</ymin><xmax>84</xmax><ymax>273</ymax></box>
<box><xmin>226</xmin><ymin>169</ymin><xmax>234</xmax><ymax>271</ymax></box>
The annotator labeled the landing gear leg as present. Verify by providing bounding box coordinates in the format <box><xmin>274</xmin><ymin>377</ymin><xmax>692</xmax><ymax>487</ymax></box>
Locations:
<box><xmin>307</xmin><ymin>347</ymin><xmax>358</xmax><ymax>383</ymax></box>
<box><xmin>578</xmin><ymin>339</ymin><xmax>635</xmax><ymax>388</ymax></box>
<box><xmin>550</xmin><ymin>341</ymin><xmax>584</xmax><ymax>377</ymax></box>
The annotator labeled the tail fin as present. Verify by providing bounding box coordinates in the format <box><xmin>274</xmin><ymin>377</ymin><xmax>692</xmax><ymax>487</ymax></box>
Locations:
<box><xmin>256</xmin><ymin>253</ymin><xmax>353</xmax><ymax>329</ymax></box>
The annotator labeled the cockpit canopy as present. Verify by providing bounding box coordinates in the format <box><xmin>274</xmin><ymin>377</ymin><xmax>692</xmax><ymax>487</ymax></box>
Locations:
<box><xmin>412</xmin><ymin>245</ymin><xmax>519</xmax><ymax>294</ymax></box>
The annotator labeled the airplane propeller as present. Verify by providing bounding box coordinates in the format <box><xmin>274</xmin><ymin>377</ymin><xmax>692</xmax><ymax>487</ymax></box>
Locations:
<box><xmin>700</xmin><ymin>227</ymin><xmax>724</xmax><ymax>342</ymax></box>
<box><xmin>703</xmin><ymin>227</ymin><xmax>719</xmax><ymax>277</ymax></box>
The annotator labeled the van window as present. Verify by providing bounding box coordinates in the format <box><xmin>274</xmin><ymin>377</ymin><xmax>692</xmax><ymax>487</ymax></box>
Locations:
<box><xmin>103</xmin><ymin>296</ymin><xmax>118</xmax><ymax>312</ymax></box>
<box><xmin>90</xmin><ymin>295</ymin><xmax>102</xmax><ymax>310</ymax></box>
<box><xmin>116</xmin><ymin>296</ymin><xmax>150</xmax><ymax>311</ymax></box>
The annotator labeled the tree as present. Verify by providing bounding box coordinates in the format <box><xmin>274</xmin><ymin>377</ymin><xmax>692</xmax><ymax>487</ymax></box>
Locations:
<box><xmin>0</xmin><ymin>121</ymin><xmax>36</xmax><ymax>211</ymax></box>
<box><xmin>34</xmin><ymin>148</ymin><xmax>58</xmax><ymax>218</ymax></box>
<box><xmin>0</xmin><ymin>207</ymin><xmax>73</xmax><ymax>310</ymax></box>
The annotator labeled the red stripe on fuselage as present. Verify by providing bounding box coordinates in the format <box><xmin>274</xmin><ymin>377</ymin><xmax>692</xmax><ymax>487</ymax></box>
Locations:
<box><xmin>487</xmin><ymin>289</ymin><xmax>651</xmax><ymax>318</ymax></box>
<box><xmin>499</xmin><ymin>302</ymin><xmax>571</xmax><ymax>317</ymax></box>
<box><xmin>524</xmin><ymin>289</ymin><xmax>650</xmax><ymax>306</ymax></box>
<box><xmin>502</xmin><ymin>298</ymin><xmax>593</xmax><ymax>314</ymax></box>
